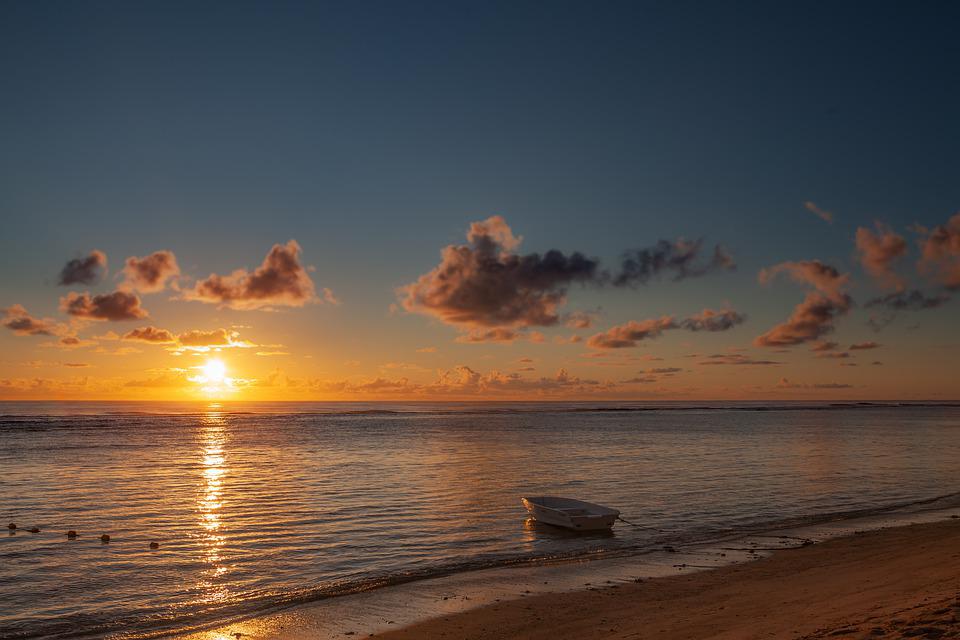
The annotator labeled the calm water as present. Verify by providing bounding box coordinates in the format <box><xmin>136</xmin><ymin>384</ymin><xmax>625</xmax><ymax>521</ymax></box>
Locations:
<box><xmin>2</xmin><ymin>401</ymin><xmax>959</xmax><ymax>639</ymax></box>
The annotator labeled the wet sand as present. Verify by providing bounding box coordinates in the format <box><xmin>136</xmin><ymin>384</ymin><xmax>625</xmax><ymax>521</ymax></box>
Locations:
<box><xmin>378</xmin><ymin>518</ymin><xmax>960</xmax><ymax>640</ymax></box>
<box><xmin>180</xmin><ymin>515</ymin><xmax>960</xmax><ymax>640</ymax></box>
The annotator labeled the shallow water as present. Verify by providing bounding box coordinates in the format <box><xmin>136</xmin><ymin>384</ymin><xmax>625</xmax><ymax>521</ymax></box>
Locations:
<box><xmin>1</xmin><ymin>401</ymin><xmax>959</xmax><ymax>639</ymax></box>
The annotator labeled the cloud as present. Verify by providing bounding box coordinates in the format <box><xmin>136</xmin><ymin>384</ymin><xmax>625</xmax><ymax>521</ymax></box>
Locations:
<box><xmin>916</xmin><ymin>212</ymin><xmax>960</xmax><ymax>289</ymax></box>
<box><xmin>754</xmin><ymin>261</ymin><xmax>852</xmax><ymax>347</ymax></box>
<box><xmin>803</xmin><ymin>202</ymin><xmax>833</xmax><ymax>224</ymax></box>
<box><xmin>58</xmin><ymin>250</ymin><xmax>107</xmax><ymax>286</ymax></box>
<box><xmin>184</xmin><ymin>240</ymin><xmax>320</xmax><ymax>310</ymax></box>
<box><xmin>587</xmin><ymin>316</ymin><xmax>677</xmax><ymax>349</ymax></box>
<box><xmin>256</xmin><ymin>351</ymin><xmax>290</xmax><ymax>356</ymax></box>
<box><xmin>60</xmin><ymin>290</ymin><xmax>148</xmax><ymax>321</ymax></box>
<box><xmin>125</xmin><ymin>369</ymin><xmax>192</xmax><ymax>388</ymax></box>
<box><xmin>399</xmin><ymin>216</ymin><xmax>600</xmax><ymax>330</ymax></box>
<box><xmin>587</xmin><ymin>307</ymin><xmax>745</xmax><ymax>349</ymax></box>
<box><xmin>63</xmin><ymin>362</ymin><xmax>90</xmax><ymax>368</ymax></box>
<box><xmin>416</xmin><ymin>347</ymin><xmax>437</xmax><ymax>353</ymax></box>
<box><xmin>174</xmin><ymin>328</ymin><xmax>255</xmax><ymax>351</ymax></box>
<box><xmin>776</xmin><ymin>377</ymin><xmax>852</xmax><ymax>390</ymax></box>
<box><xmin>697</xmin><ymin>354</ymin><xmax>782</xmax><ymax>366</ymax></box>
<box><xmin>564</xmin><ymin>311</ymin><xmax>597</xmax><ymax>329</ymax></box>
<box><xmin>810</xmin><ymin>340</ymin><xmax>839</xmax><ymax>352</ymax></box>
<box><xmin>849</xmin><ymin>341</ymin><xmax>880</xmax><ymax>350</ymax></box>
<box><xmin>678</xmin><ymin>308</ymin><xmax>746</xmax><ymax>332</ymax></box>
<box><xmin>613</xmin><ymin>239</ymin><xmax>735</xmax><ymax>287</ymax></box>
<box><xmin>855</xmin><ymin>222</ymin><xmax>907</xmax><ymax>290</ymax></box>
<box><xmin>2</xmin><ymin>304</ymin><xmax>60</xmax><ymax>336</ymax></box>
<box><xmin>275</xmin><ymin>364</ymin><xmax>610</xmax><ymax>398</ymax></box>
<box><xmin>122</xmin><ymin>326</ymin><xmax>176</xmax><ymax>344</ymax></box>
<box><xmin>815</xmin><ymin>351</ymin><xmax>851</xmax><ymax>359</ymax></box>
<box><xmin>640</xmin><ymin>367</ymin><xmax>683</xmax><ymax>375</ymax></box>
<box><xmin>321</xmin><ymin>288</ymin><xmax>340</xmax><ymax>305</ymax></box>
<box><xmin>55</xmin><ymin>336</ymin><xmax>96</xmax><ymax>349</ymax></box>
<box><xmin>455</xmin><ymin>327</ymin><xmax>523</xmax><ymax>343</ymax></box>
<box><xmin>865</xmin><ymin>290</ymin><xmax>950</xmax><ymax>311</ymax></box>
<box><xmin>121</xmin><ymin>251</ymin><xmax>180</xmax><ymax>292</ymax></box>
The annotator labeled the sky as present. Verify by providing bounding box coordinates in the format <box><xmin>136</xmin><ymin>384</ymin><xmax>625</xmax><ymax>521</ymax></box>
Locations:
<box><xmin>1</xmin><ymin>1</ymin><xmax>959</xmax><ymax>401</ymax></box>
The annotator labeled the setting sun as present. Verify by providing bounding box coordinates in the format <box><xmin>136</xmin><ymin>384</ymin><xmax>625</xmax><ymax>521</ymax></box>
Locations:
<box><xmin>201</xmin><ymin>359</ymin><xmax>227</xmax><ymax>385</ymax></box>
<box><xmin>190</xmin><ymin>359</ymin><xmax>233</xmax><ymax>395</ymax></box>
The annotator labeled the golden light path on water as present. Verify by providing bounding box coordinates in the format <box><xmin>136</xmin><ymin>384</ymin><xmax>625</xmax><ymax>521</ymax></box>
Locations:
<box><xmin>196</xmin><ymin>404</ymin><xmax>229</xmax><ymax>604</ymax></box>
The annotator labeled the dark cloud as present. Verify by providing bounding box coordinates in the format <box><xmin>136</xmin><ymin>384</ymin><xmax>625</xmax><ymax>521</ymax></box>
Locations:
<box><xmin>58</xmin><ymin>336</ymin><xmax>95</xmax><ymax>349</ymax></box>
<box><xmin>2</xmin><ymin>304</ymin><xmax>59</xmax><ymax>336</ymax></box>
<box><xmin>613</xmin><ymin>239</ymin><xmax>735</xmax><ymax>287</ymax></box>
<box><xmin>587</xmin><ymin>307</ymin><xmax>744</xmax><ymax>349</ymax></box>
<box><xmin>754</xmin><ymin>261</ymin><xmax>852</xmax><ymax>347</ymax></box>
<box><xmin>916</xmin><ymin>212</ymin><xmax>960</xmax><ymax>289</ymax></box>
<box><xmin>678</xmin><ymin>308</ymin><xmax>746</xmax><ymax>332</ymax></box>
<box><xmin>777</xmin><ymin>377</ymin><xmax>853</xmax><ymax>390</ymax></box>
<box><xmin>865</xmin><ymin>290</ymin><xmax>949</xmax><ymax>311</ymax></box>
<box><xmin>849</xmin><ymin>341</ymin><xmax>880</xmax><ymax>350</ymax></box>
<box><xmin>400</xmin><ymin>216</ymin><xmax>600</xmax><ymax>330</ymax></box>
<box><xmin>122</xmin><ymin>326</ymin><xmax>176</xmax><ymax>343</ymax></box>
<box><xmin>60</xmin><ymin>291</ymin><xmax>148</xmax><ymax>321</ymax></box>
<box><xmin>855</xmin><ymin>222</ymin><xmax>907</xmax><ymax>291</ymax></box>
<box><xmin>122</xmin><ymin>251</ymin><xmax>180</xmax><ymax>293</ymax></box>
<box><xmin>184</xmin><ymin>240</ymin><xmax>320</xmax><ymax>310</ymax></box>
<box><xmin>58</xmin><ymin>251</ymin><xmax>107</xmax><ymax>286</ymax></box>
<box><xmin>816</xmin><ymin>351</ymin><xmax>851</xmax><ymax>359</ymax></box>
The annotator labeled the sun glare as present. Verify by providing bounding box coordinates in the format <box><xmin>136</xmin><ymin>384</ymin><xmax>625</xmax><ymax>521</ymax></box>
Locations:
<box><xmin>202</xmin><ymin>359</ymin><xmax>227</xmax><ymax>385</ymax></box>
<box><xmin>191</xmin><ymin>359</ymin><xmax>234</xmax><ymax>395</ymax></box>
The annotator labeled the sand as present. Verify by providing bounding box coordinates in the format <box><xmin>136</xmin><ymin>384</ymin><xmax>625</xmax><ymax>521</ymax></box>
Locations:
<box><xmin>377</xmin><ymin>519</ymin><xmax>960</xmax><ymax>640</ymax></box>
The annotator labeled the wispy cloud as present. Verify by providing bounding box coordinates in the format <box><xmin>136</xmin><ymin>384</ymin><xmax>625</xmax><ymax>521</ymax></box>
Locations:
<box><xmin>803</xmin><ymin>202</ymin><xmax>833</xmax><ymax>224</ymax></box>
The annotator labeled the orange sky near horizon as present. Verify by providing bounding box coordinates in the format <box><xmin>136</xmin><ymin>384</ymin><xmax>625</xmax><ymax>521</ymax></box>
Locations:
<box><xmin>3</xmin><ymin>216</ymin><xmax>959</xmax><ymax>403</ymax></box>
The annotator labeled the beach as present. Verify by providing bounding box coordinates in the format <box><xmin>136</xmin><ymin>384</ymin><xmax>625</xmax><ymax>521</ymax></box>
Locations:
<box><xmin>379</xmin><ymin>519</ymin><xmax>960</xmax><ymax>640</ymax></box>
<box><xmin>186</xmin><ymin>517</ymin><xmax>960</xmax><ymax>640</ymax></box>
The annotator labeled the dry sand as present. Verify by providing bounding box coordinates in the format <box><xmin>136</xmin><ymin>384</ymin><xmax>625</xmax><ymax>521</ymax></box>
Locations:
<box><xmin>378</xmin><ymin>518</ymin><xmax>960</xmax><ymax>640</ymax></box>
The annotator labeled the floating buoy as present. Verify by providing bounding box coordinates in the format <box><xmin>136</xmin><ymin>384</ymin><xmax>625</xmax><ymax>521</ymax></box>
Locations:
<box><xmin>66</xmin><ymin>530</ymin><xmax>78</xmax><ymax>539</ymax></box>
<box><xmin>7</xmin><ymin>523</ymin><xmax>15</xmax><ymax>530</ymax></box>
<box><xmin>100</xmin><ymin>534</ymin><xmax>110</xmax><ymax>543</ymax></box>
<box><xmin>149</xmin><ymin>541</ymin><xmax>159</xmax><ymax>549</ymax></box>
<box><xmin>29</xmin><ymin>527</ymin><xmax>40</xmax><ymax>533</ymax></box>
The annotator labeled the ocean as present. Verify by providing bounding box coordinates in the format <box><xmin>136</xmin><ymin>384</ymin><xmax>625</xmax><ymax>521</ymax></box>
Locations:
<box><xmin>2</xmin><ymin>401</ymin><xmax>959</xmax><ymax>639</ymax></box>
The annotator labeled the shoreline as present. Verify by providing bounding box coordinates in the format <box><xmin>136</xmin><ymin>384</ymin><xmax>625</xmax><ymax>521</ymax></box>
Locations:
<box><xmin>379</xmin><ymin>518</ymin><xmax>960</xmax><ymax>640</ymax></box>
<box><xmin>173</xmin><ymin>503</ymin><xmax>960</xmax><ymax>640</ymax></box>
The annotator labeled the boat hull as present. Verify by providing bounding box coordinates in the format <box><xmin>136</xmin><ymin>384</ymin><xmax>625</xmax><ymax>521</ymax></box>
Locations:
<box><xmin>521</xmin><ymin>497</ymin><xmax>619</xmax><ymax>531</ymax></box>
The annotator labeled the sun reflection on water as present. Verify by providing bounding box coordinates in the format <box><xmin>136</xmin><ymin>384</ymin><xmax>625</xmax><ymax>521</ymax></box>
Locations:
<box><xmin>195</xmin><ymin>405</ymin><xmax>230</xmax><ymax>601</ymax></box>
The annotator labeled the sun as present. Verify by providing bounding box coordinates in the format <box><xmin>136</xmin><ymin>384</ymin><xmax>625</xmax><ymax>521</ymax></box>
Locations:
<box><xmin>191</xmin><ymin>358</ymin><xmax>234</xmax><ymax>395</ymax></box>
<box><xmin>201</xmin><ymin>359</ymin><xmax>227</xmax><ymax>385</ymax></box>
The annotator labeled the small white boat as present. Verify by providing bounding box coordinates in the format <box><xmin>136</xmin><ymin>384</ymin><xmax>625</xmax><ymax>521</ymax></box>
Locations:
<box><xmin>521</xmin><ymin>496</ymin><xmax>620</xmax><ymax>531</ymax></box>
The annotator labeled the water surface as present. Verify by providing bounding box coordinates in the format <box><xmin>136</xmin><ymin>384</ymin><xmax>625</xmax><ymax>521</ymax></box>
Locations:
<box><xmin>2</xmin><ymin>401</ymin><xmax>959</xmax><ymax>638</ymax></box>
